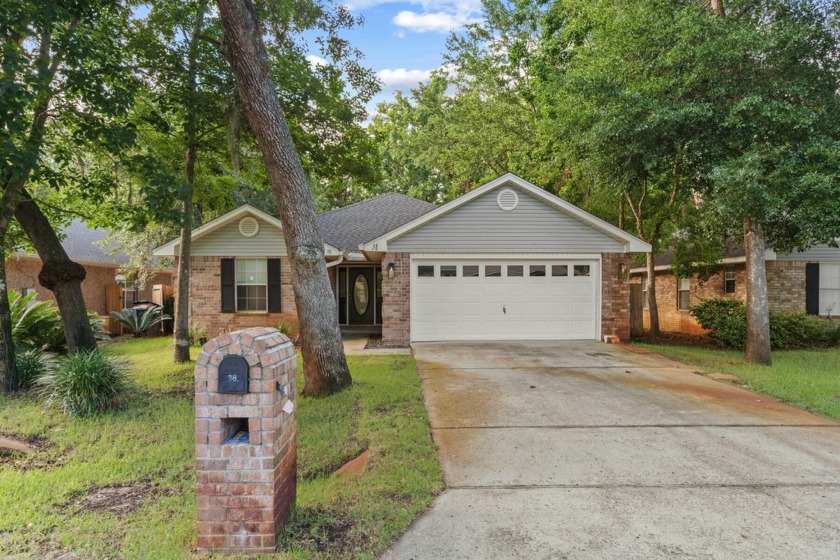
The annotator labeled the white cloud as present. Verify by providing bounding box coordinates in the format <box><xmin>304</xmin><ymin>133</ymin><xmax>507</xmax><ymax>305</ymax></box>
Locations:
<box><xmin>306</xmin><ymin>54</ymin><xmax>328</xmax><ymax>68</ymax></box>
<box><xmin>392</xmin><ymin>10</ymin><xmax>477</xmax><ymax>33</ymax></box>
<box><xmin>377</xmin><ymin>68</ymin><xmax>434</xmax><ymax>94</ymax></box>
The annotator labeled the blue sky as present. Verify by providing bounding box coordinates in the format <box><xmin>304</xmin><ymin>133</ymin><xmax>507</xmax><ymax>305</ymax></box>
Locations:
<box><xmin>306</xmin><ymin>0</ymin><xmax>483</xmax><ymax>116</ymax></box>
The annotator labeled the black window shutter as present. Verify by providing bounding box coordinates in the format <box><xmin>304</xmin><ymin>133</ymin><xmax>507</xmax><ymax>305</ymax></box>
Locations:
<box><xmin>805</xmin><ymin>263</ymin><xmax>820</xmax><ymax>315</ymax></box>
<box><xmin>267</xmin><ymin>258</ymin><xmax>282</xmax><ymax>312</ymax></box>
<box><xmin>221</xmin><ymin>258</ymin><xmax>235</xmax><ymax>313</ymax></box>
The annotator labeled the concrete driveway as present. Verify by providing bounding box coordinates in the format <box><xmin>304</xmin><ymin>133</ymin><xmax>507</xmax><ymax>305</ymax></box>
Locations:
<box><xmin>382</xmin><ymin>341</ymin><xmax>840</xmax><ymax>559</ymax></box>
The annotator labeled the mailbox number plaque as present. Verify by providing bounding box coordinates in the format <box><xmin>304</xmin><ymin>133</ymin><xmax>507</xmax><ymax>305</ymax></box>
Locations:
<box><xmin>218</xmin><ymin>355</ymin><xmax>250</xmax><ymax>394</ymax></box>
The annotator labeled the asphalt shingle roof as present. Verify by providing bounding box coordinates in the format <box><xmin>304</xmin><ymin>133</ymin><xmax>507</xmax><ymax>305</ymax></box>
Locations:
<box><xmin>26</xmin><ymin>219</ymin><xmax>128</xmax><ymax>265</ymax></box>
<box><xmin>653</xmin><ymin>237</ymin><xmax>745</xmax><ymax>267</ymax></box>
<box><xmin>316</xmin><ymin>193</ymin><xmax>437</xmax><ymax>251</ymax></box>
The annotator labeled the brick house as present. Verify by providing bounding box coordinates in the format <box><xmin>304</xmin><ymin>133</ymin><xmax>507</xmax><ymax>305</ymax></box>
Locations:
<box><xmin>7</xmin><ymin>219</ymin><xmax>174</xmax><ymax>317</ymax></box>
<box><xmin>630</xmin><ymin>242</ymin><xmax>840</xmax><ymax>334</ymax></box>
<box><xmin>154</xmin><ymin>174</ymin><xmax>650</xmax><ymax>346</ymax></box>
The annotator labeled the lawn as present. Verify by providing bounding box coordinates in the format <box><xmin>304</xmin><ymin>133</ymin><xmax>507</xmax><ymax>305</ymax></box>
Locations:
<box><xmin>635</xmin><ymin>343</ymin><xmax>840</xmax><ymax>422</ymax></box>
<box><xmin>0</xmin><ymin>337</ymin><xmax>443</xmax><ymax>559</ymax></box>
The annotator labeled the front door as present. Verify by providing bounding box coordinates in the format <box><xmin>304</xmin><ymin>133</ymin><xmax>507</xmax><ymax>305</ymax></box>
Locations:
<box><xmin>348</xmin><ymin>267</ymin><xmax>375</xmax><ymax>325</ymax></box>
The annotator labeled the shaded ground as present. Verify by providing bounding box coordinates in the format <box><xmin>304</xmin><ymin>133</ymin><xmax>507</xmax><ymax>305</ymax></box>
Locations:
<box><xmin>383</xmin><ymin>341</ymin><xmax>840</xmax><ymax>560</ymax></box>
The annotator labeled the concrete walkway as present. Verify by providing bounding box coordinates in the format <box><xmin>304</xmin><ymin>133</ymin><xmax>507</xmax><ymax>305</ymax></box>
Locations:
<box><xmin>383</xmin><ymin>341</ymin><xmax>840</xmax><ymax>559</ymax></box>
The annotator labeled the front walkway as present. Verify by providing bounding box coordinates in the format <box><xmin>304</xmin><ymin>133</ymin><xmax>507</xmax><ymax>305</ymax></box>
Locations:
<box><xmin>383</xmin><ymin>341</ymin><xmax>840</xmax><ymax>559</ymax></box>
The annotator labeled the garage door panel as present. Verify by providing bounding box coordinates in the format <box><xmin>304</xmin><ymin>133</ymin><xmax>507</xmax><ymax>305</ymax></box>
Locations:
<box><xmin>412</xmin><ymin>259</ymin><xmax>599</xmax><ymax>342</ymax></box>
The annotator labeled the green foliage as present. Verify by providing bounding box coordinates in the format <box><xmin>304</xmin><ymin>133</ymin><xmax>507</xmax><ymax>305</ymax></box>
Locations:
<box><xmin>690</xmin><ymin>298</ymin><xmax>748</xmax><ymax>349</ymax></box>
<box><xmin>13</xmin><ymin>347</ymin><xmax>53</xmax><ymax>390</ymax></box>
<box><xmin>109</xmin><ymin>307</ymin><xmax>170</xmax><ymax>338</ymax></box>
<box><xmin>187</xmin><ymin>323</ymin><xmax>208</xmax><ymax>347</ymax></box>
<box><xmin>691</xmin><ymin>298</ymin><xmax>831</xmax><ymax>350</ymax></box>
<box><xmin>36</xmin><ymin>349</ymin><xmax>135</xmax><ymax>416</ymax></box>
<box><xmin>8</xmin><ymin>289</ymin><xmax>62</xmax><ymax>350</ymax></box>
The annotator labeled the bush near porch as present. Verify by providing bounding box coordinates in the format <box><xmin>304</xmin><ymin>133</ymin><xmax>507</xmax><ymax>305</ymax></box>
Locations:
<box><xmin>0</xmin><ymin>336</ymin><xmax>443</xmax><ymax>559</ymax></box>
<box><xmin>635</xmin><ymin>343</ymin><xmax>840</xmax><ymax>422</ymax></box>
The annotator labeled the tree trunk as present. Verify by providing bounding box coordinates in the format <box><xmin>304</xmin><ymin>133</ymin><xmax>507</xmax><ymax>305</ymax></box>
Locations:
<box><xmin>0</xmin><ymin>242</ymin><xmax>18</xmax><ymax>393</ymax></box>
<box><xmin>646</xmin><ymin>251</ymin><xmax>661</xmax><ymax>338</ymax></box>
<box><xmin>14</xmin><ymin>193</ymin><xmax>97</xmax><ymax>353</ymax></box>
<box><xmin>216</xmin><ymin>0</ymin><xmax>351</xmax><ymax>396</ymax></box>
<box><xmin>744</xmin><ymin>216</ymin><xmax>771</xmax><ymax>365</ymax></box>
<box><xmin>173</xmin><ymin>3</ymin><xmax>206</xmax><ymax>364</ymax></box>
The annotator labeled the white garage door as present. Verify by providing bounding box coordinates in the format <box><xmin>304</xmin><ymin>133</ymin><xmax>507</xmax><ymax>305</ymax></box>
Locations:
<box><xmin>411</xmin><ymin>258</ymin><xmax>599</xmax><ymax>342</ymax></box>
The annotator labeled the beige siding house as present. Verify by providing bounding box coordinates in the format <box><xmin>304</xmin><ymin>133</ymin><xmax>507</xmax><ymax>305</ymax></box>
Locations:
<box><xmin>155</xmin><ymin>174</ymin><xmax>651</xmax><ymax>345</ymax></box>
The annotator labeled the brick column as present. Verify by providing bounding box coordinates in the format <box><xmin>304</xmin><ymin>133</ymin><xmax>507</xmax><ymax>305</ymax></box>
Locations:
<box><xmin>194</xmin><ymin>327</ymin><xmax>297</xmax><ymax>554</ymax></box>
<box><xmin>601</xmin><ymin>253</ymin><xmax>631</xmax><ymax>341</ymax></box>
<box><xmin>381</xmin><ymin>252</ymin><xmax>411</xmax><ymax>346</ymax></box>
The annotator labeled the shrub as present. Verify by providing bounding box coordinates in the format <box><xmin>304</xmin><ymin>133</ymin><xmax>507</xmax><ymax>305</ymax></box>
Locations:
<box><xmin>46</xmin><ymin>311</ymin><xmax>111</xmax><ymax>352</ymax></box>
<box><xmin>690</xmin><ymin>298</ymin><xmax>747</xmax><ymax>348</ymax></box>
<box><xmin>36</xmin><ymin>349</ymin><xmax>136</xmax><ymax>416</ymax></box>
<box><xmin>110</xmin><ymin>307</ymin><xmax>170</xmax><ymax>337</ymax></box>
<box><xmin>691</xmin><ymin>298</ymin><xmax>830</xmax><ymax>349</ymax></box>
<box><xmin>9</xmin><ymin>289</ymin><xmax>62</xmax><ymax>349</ymax></box>
<box><xmin>14</xmin><ymin>346</ymin><xmax>54</xmax><ymax>390</ymax></box>
<box><xmin>769</xmin><ymin>310</ymin><xmax>829</xmax><ymax>349</ymax></box>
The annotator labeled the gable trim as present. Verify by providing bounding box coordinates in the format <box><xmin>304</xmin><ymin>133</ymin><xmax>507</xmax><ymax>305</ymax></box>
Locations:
<box><xmin>360</xmin><ymin>174</ymin><xmax>651</xmax><ymax>253</ymax></box>
<box><xmin>153</xmin><ymin>204</ymin><xmax>340</xmax><ymax>257</ymax></box>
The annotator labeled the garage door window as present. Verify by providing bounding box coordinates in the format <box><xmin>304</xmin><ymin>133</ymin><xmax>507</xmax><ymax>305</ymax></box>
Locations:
<box><xmin>552</xmin><ymin>265</ymin><xmax>568</xmax><ymax>277</ymax></box>
<box><xmin>485</xmin><ymin>265</ymin><xmax>501</xmax><ymax>277</ymax></box>
<box><xmin>574</xmin><ymin>265</ymin><xmax>591</xmax><ymax>277</ymax></box>
<box><xmin>463</xmin><ymin>265</ymin><xmax>480</xmax><ymax>277</ymax></box>
<box><xmin>507</xmin><ymin>265</ymin><xmax>523</xmax><ymax>277</ymax></box>
<box><xmin>440</xmin><ymin>265</ymin><xmax>457</xmax><ymax>277</ymax></box>
<box><xmin>530</xmin><ymin>265</ymin><xmax>546</xmax><ymax>277</ymax></box>
<box><xmin>418</xmin><ymin>265</ymin><xmax>434</xmax><ymax>277</ymax></box>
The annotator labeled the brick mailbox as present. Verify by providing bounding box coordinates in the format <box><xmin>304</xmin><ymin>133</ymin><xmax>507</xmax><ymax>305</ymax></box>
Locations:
<box><xmin>194</xmin><ymin>327</ymin><xmax>297</xmax><ymax>554</ymax></box>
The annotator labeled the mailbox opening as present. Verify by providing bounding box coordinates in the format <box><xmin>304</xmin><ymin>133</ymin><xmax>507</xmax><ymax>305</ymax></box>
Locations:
<box><xmin>222</xmin><ymin>417</ymin><xmax>249</xmax><ymax>444</ymax></box>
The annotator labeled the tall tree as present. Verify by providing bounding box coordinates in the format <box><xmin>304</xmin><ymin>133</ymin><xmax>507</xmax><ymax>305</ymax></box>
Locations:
<box><xmin>0</xmin><ymin>0</ymin><xmax>134</xmax><ymax>390</ymax></box>
<box><xmin>216</xmin><ymin>0</ymin><xmax>351</xmax><ymax>395</ymax></box>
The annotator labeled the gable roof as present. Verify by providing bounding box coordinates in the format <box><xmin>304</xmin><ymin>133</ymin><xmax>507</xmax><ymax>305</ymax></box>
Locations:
<box><xmin>152</xmin><ymin>205</ymin><xmax>341</xmax><ymax>257</ymax></box>
<box><xmin>361</xmin><ymin>173</ymin><xmax>651</xmax><ymax>253</ymax></box>
<box><xmin>316</xmin><ymin>193</ymin><xmax>437</xmax><ymax>251</ymax></box>
<box><xmin>15</xmin><ymin>219</ymin><xmax>127</xmax><ymax>267</ymax></box>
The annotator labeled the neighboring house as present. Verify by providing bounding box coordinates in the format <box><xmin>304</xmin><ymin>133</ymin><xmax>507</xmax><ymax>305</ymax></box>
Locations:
<box><xmin>7</xmin><ymin>220</ymin><xmax>174</xmax><ymax>316</ymax></box>
<box><xmin>154</xmin><ymin>174</ymin><xmax>651</xmax><ymax>345</ymax></box>
<box><xmin>630</xmin><ymin>241</ymin><xmax>840</xmax><ymax>334</ymax></box>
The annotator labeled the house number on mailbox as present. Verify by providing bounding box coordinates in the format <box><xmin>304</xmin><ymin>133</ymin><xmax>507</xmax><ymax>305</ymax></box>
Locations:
<box><xmin>218</xmin><ymin>355</ymin><xmax>249</xmax><ymax>393</ymax></box>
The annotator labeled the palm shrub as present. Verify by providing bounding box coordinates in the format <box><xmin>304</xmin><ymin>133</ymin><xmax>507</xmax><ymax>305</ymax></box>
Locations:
<box><xmin>36</xmin><ymin>349</ymin><xmax>135</xmax><ymax>416</ymax></box>
<box><xmin>9</xmin><ymin>289</ymin><xmax>62</xmax><ymax>349</ymax></box>
<box><xmin>47</xmin><ymin>311</ymin><xmax>111</xmax><ymax>351</ymax></box>
<box><xmin>110</xmin><ymin>307</ymin><xmax>170</xmax><ymax>337</ymax></box>
<box><xmin>14</xmin><ymin>346</ymin><xmax>54</xmax><ymax>390</ymax></box>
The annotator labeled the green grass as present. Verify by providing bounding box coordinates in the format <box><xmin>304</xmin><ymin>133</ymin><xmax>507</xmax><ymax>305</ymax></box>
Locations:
<box><xmin>635</xmin><ymin>343</ymin><xmax>840</xmax><ymax>422</ymax></box>
<box><xmin>0</xmin><ymin>337</ymin><xmax>443</xmax><ymax>559</ymax></box>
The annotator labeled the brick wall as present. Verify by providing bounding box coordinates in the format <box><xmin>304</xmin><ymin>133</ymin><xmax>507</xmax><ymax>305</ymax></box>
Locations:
<box><xmin>601</xmin><ymin>253</ymin><xmax>631</xmax><ymax>341</ymax></box>
<box><xmin>195</xmin><ymin>327</ymin><xmax>296</xmax><ymax>554</ymax></box>
<box><xmin>380</xmin><ymin>252</ymin><xmax>410</xmax><ymax>346</ymax></box>
<box><xmin>766</xmin><ymin>261</ymin><xmax>806</xmax><ymax>311</ymax></box>
<box><xmin>631</xmin><ymin>260</ymin><xmax>807</xmax><ymax>334</ymax></box>
<box><xmin>182</xmin><ymin>256</ymin><xmax>298</xmax><ymax>339</ymax></box>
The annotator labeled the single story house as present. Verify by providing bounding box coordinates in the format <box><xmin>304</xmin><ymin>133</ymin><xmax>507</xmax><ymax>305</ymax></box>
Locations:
<box><xmin>630</xmin><ymin>241</ymin><xmax>840</xmax><ymax>334</ymax></box>
<box><xmin>153</xmin><ymin>174</ymin><xmax>651</xmax><ymax>345</ymax></box>
<box><xmin>7</xmin><ymin>219</ymin><xmax>174</xmax><ymax>318</ymax></box>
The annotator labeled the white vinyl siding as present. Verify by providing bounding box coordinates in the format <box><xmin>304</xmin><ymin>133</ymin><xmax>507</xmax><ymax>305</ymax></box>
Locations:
<box><xmin>820</xmin><ymin>264</ymin><xmax>840</xmax><ymax>316</ymax></box>
<box><xmin>191</xmin><ymin>217</ymin><xmax>288</xmax><ymax>257</ymax></box>
<box><xmin>236</xmin><ymin>258</ymin><xmax>267</xmax><ymax>312</ymax></box>
<box><xmin>775</xmin><ymin>242</ymin><xmax>840</xmax><ymax>261</ymax></box>
<box><xmin>389</xmin><ymin>188</ymin><xmax>625</xmax><ymax>253</ymax></box>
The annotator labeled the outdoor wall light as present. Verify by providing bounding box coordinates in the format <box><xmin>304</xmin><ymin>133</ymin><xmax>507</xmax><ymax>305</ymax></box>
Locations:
<box><xmin>618</xmin><ymin>262</ymin><xmax>628</xmax><ymax>279</ymax></box>
<box><xmin>387</xmin><ymin>263</ymin><xmax>395</xmax><ymax>278</ymax></box>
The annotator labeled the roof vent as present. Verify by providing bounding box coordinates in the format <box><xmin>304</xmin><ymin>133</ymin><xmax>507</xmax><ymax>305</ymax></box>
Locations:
<box><xmin>238</xmin><ymin>216</ymin><xmax>260</xmax><ymax>238</ymax></box>
<box><xmin>496</xmin><ymin>188</ymin><xmax>519</xmax><ymax>212</ymax></box>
